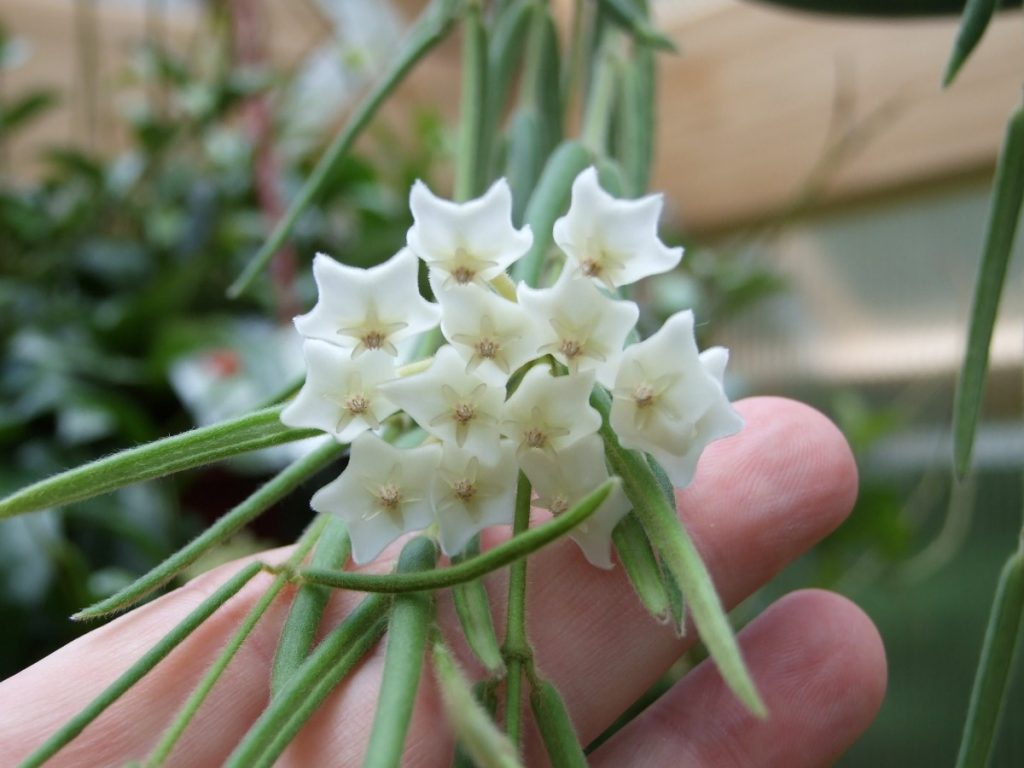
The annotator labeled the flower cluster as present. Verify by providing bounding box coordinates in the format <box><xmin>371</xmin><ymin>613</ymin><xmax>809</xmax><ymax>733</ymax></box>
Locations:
<box><xmin>281</xmin><ymin>168</ymin><xmax>742</xmax><ymax>567</ymax></box>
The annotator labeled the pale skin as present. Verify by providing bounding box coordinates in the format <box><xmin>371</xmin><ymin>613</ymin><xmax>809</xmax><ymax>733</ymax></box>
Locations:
<box><xmin>0</xmin><ymin>397</ymin><xmax>887</xmax><ymax>767</ymax></box>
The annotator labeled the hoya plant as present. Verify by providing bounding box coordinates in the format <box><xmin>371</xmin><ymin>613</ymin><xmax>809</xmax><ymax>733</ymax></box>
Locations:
<box><xmin>0</xmin><ymin>0</ymin><xmax>1016</xmax><ymax>766</ymax></box>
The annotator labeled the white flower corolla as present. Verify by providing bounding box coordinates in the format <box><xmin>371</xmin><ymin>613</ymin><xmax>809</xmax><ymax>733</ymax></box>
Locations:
<box><xmin>519</xmin><ymin>435</ymin><xmax>630</xmax><ymax>569</ymax></box>
<box><xmin>609</xmin><ymin>311</ymin><xmax>743</xmax><ymax>488</ymax></box>
<box><xmin>552</xmin><ymin>167</ymin><xmax>683</xmax><ymax>289</ymax></box>
<box><xmin>434</xmin><ymin>282</ymin><xmax>543</xmax><ymax>385</ymax></box>
<box><xmin>407</xmin><ymin>178</ymin><xmax>532</xmax><ymax>287</ymax></box>
<box><xmin>378</xmin><ymin>345</ymin><xmax>506</xmax><ymax>463</ymax></box>
<box><xmin>430</xmin><ymin>441</ymin><xmax>518</xmax><ymax>556</ymax></box>
<box><xmin>501</xmin><ymin>367</ymin><xmax>601</xmax><ymax>457</ymax></box>
<box><xmin>310</xmin><ymin>433</ymin><xmax>441</xmax><ymax>564</ymax></box>
<box><xmin>280</xmin><ymin>341</ymin><xmax>399</xmax><ymax>442</ymax></box>
<box><xmin>294</xmin><ymin>249</ymin><xmax>440</xmax><ymax>357</ymax></box>
<box><xmin>517</xmin><ymin>272</ymin><xmax>639</xmax><ymax>386</ymax></box>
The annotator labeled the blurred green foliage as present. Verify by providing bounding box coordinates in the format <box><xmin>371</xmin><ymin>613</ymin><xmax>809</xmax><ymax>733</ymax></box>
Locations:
<box><xmin>0</xmin><ymin>18</ymin><xmax>444</xmax><ymax>676</ymax></box>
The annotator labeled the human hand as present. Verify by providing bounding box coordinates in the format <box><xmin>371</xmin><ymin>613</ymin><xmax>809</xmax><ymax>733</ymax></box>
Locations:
<box><xmin>0</xmin><ymin>397</ymin><xmax>886</xmax><ymax>767</ymax></box>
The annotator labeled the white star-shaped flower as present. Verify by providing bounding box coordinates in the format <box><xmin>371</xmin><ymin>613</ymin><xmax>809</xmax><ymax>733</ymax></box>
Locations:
<box><xmin>378</xmin><ymin>345</ymin><xmax>506</xmax><ymax>463</ymax></box>
<box><xmin>280</xmin><ymin>341</ymin><xmax>399</xmax><ymax>442</ymax></box>
<box><xmin>517</xmin><ymin>271</ymin><xmax>639</xmax><ymax>386</ymax></box>
<box><xmin>609</xmin><ymin>311</ymin><xmax>743</xmax><ymax>489</ymax></box>
<box><xmin>500</xmin><ymin>367</ymin><xmax>601</xmax><ymax>458</ymax></box>
<box><xmin>553</xmin><ymin>167</ymin><xmax>683</xmax><ymax>289</ymax></box>
<box><xmin>310</xmin><ymin>433</ymin><xmax>441</xmax><ymax>564</ymax></box>
<box><xmin>407</xmin><ymin>178</ymin><xmax>532</xmax><ymax>287</ymax></box>
<box><xmin>434</xmin><ymin>282</ymin><xmax>544</xmax><ymax>385</ymax></box>
<box><xmin>294</xmin><ymin>249</ymin><xmax>440</xmax><ymax>357</ymax></box>
<box><xmin>519</xmin><ymin>434</ymin><xmax>630</xmax><ymax>569</ymax></box>
<box><xmin>430</xmin><ymin>441</ymin><xmax>518</xmax><ymax>557</ymax></box>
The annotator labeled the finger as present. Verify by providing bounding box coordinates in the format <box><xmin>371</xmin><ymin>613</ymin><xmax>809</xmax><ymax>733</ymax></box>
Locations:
<box><xmin>589</xmin><ymin>589</ymin><xmax>887</xmax><ymax>768</ymax></box>
<box><xmin>0</xmin><ymin>550</ymin><xmax>303</xmax><ymax>767</ymax></box>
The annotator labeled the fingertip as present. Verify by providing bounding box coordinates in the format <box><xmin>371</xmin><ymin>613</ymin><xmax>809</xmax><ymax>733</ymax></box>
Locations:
<box><xmin>767</xmin><ymin>588</ymin><xmax>887</xmax><ymax>716</ymax></box>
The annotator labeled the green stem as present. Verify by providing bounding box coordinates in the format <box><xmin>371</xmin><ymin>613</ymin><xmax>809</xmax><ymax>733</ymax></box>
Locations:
<box><xmin>224</xmin><ymin>592</ymin><xmax>392</xmax><ymax>768</ymax></box>
<box><xmin>502</xmin><ymin>472</ymin><xmax>533</xmax><ymax>748</ymax></box>
<box><xmin>452</xmin><ymin>537</ymin><xmax>505</xmax><ymax>673</ymax></box>
<box><xmin>144</xmin><ymin>518</ymin><xmax>329</xmax><ymax>766</ymax></box>
<box><xmin>270</xmin><ymin>515</ymin><xmax>351</xmax><ymax>697</ymax></box>
<box><xmin>364</xmin><ymin>538</ymin><xmax>440</xmax><ymax>768</ymax></box>
<box><xmin>74</xmin><ymin>439</ymin><xmax>346</xmax><ymax>620</ymax></box>
<box><xmin>253</xmin><ymin>618</ymin><xmax>388</xmax><ymax>768</ymax></box>
<box><xmin>0</xmin><ymin>406</ymin><xmax>320</xmax><ymax>521</ymax></box>
<box><xmin>296</xmin><ymin>479</ymin><xmax>612</xmax><ymax>593</ymax></box>
<box><xmin>455</xmin><ymin>1</ymin><xmax>486</xmax><ymax>201</ymax></box>
<box><xmin>20</xmin><ymin>563</ymin><xmax>264</xmax><ymax>768</ymax></box>
<box><xmin>226</xmin><ymin>0</ymin><xmax>461</xmax><ymax>298</ymax></box>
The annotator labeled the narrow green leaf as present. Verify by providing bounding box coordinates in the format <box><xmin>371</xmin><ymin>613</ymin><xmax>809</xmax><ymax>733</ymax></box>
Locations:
<box><xmin>595</xmin><ymin>0</ymin><xmax>677</xmax><ymax>52</ymax></box>
<box><xmin>298</xmin><ymin>479</ymin><xmax>612</xmax><ymax>593</ymax></box>
<box><xmin>145</xmin><ymin>518</ymin><xmax>328</xmax><ymax>766</ymax></box>
<box><xmin>612</xmin><ymin>512</ymin><xmax>672</xmax><ymax>623</ymax></box>
<box><xmin>954</xmin><ymin>547</ymin><xmax>1024</xmax><ymax>768</ymax></box>
<box><xmin>529</xmin><ymin>8</ymin><xmax>564</xmax><ymax>152</ymax></box>
<box><xmin>254</xmin><ymin>619</ymin><xmax>387</xmax><ymax>768</ymax></box>
<box><xmin>505</xmin><ymin>109</ymin><xmax>545</xmax><ymax>225</ymax></box>
<box><xmin>74</xmin><ymin>439</ymin><xmax>346</xmax><ymax>620</ymax></box>
<box><xmin>593</xmin><ymin>387</ymin><xmax>767</xmax><ymax>717</ymax></box>
<box><xmin>529</xmin><ymin>678</ymin><xmax>588</xmax><ymax>768</ymax></box>
<box><xmin>595</xmin><ymin>156</ymin><xmax>627</xmax><ymax>198</ymax></box>
<box><xmin>581</xmin><ymin>42</ymin><xmax>618</xmax><ymax>156</ymax></box>
<box><xmin>270</xmin><ymin>516</ymin><xmax>351</xmax><ymax>697</ymax></box>
<box><xmin>434</xmin><ymin>639</ymin><xmax>523</xmax><ymax>768</ymax></box>
<box><xmin>224</xmin><ymin>592</ymin><xmax>392</xmax><ymax>768</ymax></box>
<box><xmin>619</xmin><ymin>44</ymin><xmax>655</xmax><ymax>196</ymax></box>
<box><xmin>645</xmin><ymin>455</ymin><xmax>687</xmax><ymax>631</ymax></box>
<box><xmin>512</xmin><ymin>140</ymin><xmax>593</xmax><ymax>287</ymax></box>
<box><xmin>226</xmin><ymin>0</ymin><xmax>462</xmax><ymax>298</ymax></box>
<box><xmin>364</xmin><ymin>538</ymin><xmax>440</xmax><ymax>768</ymax></box>
<box><xmin>453</xmin><ymin>681</ymin><xmax>500</xmax><ymax>767</ymax></box>
<box><xmin>482</xmin><ymin>0</ymin><xmax>533</xmax><ymax>180</ymax></box>
<box><xmin>0</xmin><ymin>405</ymin><xmax>319</xmax><ymax>520</ymax></box>
<box><xmin>502</xmin><ymin>472</ymin><xmax>533</xmax><ymax>750</ymax></box>
<box><xmin>456</xmin><ymin>2</ymin><xmax>488</xmax><ymax>201</ymax></box>
<box><xmin>943</xmin><ymin>0</ymin><xmax>999</xmax><ymax>86</ymax></box>
<box><xmin>452</xmin><ymin>537</ymin><xmax>505</xmax><ymax>674</ymax></box>
<box><xmin>953</xmin><ymin>103</ymin><xmax>1024</xmax><ymax>477</ymax></box>
<box><xmin>21</xmin><ymin>562</ymin><xmax>264</xmax><ymax>768</ymax></box>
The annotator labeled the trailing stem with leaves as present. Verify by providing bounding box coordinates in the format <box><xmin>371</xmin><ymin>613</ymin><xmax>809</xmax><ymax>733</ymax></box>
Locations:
<box><xmin>2</xmin><ymin>1</ymin><xmax>767</xmax><ymax>766</ymax></box>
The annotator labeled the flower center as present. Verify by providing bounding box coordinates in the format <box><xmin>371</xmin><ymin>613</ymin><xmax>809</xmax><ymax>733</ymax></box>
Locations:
<box><xmin>362</xmin><ymin>331</ymin><xmax>385</xmax><ymax>351</ymax></box>
<box><xmin>524</xmin><ymin>427</ymin><xmax>548</xmax><ymax>449</ymax></box>
<box><xmin>476</xmin><ymin>337</ymin><xmax>500</xmax><ymax>359</ymax></box>
<box><xmin>345</xmin><ymin>393</ymin><xmax>370</xmax><ymax>415</ymax></box>
<box><xmin>453</xmin><ymin>265</ymin><xmax>475</xmax><ymax>284</ymax></box>
<box><xmin>453</xmin><ymin>478</ymin><xmax>476</xmax><ymax>502</ymax></box>
<box><xmin>377</xmin><ymin>483</ymin><xmax>402</xmax><ymax>510</ymax></box>
<box><xmin>452</xmin><ymin>401</ymin><xmax>476</xmax><ymax>424</ymax></box>
<box><xmin>549</xmin><ymin>495</ymin><xmax>570</xmax><ymax>515</ymax></box>
<box><xmin>580</xmin><ymin>258</ymin><xmax>603</xmax><ymax>278</ymax></box>
<box><xmin>451</xmin><ymin>247</ymin><xmax>477</xmax><ymax>284</ymax></box>
<box><xmin>633</xmin><ymin>384</ymin><xmax>656</xmax><ymax>409</ymax></box>
<box><xmin>559</xmin><ymin>338</ymin><xmax>583</xmax><ymax>360</ymax></box>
